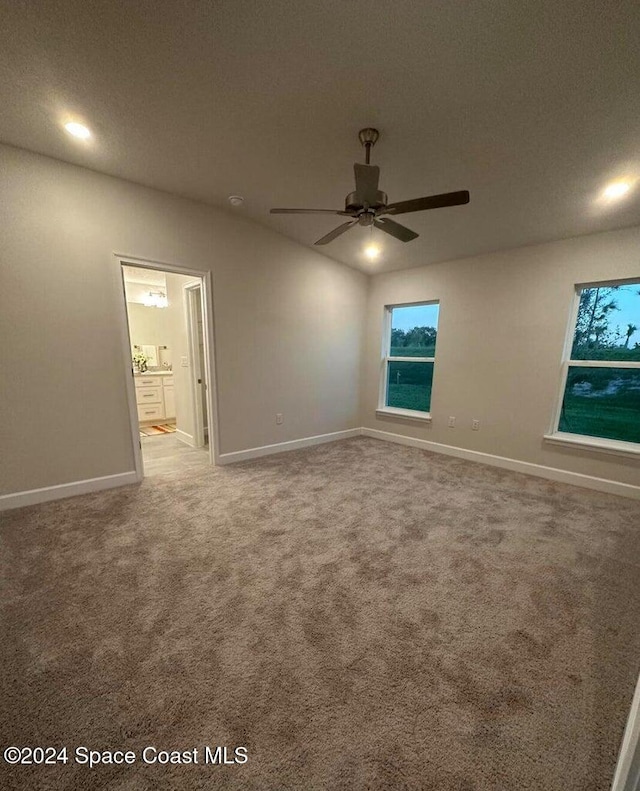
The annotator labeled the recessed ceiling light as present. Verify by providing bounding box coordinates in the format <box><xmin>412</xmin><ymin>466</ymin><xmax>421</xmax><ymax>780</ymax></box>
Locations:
<box><xmin>64</xmin><ymin>122</ymin><xmax>91</xmax><ymax>140</ymax></box>
<box><xmin>228</xmin><ymin>195</ymin><xmax>244</xmax><ymax>207</ymax></box>
<box><xmin>364</xmin><ymin>244</ymin><xmax>380</xmax><ymax>260</ymax></box>
<box><xmin>603</xmin><ymin>181</ymin><xmax>631</xmax><ymax>200</ymax></box>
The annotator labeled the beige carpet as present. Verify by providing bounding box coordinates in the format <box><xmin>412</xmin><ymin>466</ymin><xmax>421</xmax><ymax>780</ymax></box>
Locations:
<box><xmin>1</xmin><ymin>437</ymin><xmax>639</xmax><ymax>790</ymax></box>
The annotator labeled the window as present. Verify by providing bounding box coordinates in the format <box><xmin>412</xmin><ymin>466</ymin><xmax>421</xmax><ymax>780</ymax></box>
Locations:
<box><xmin>378</xmin><ymin>301</ymin><xmax>439</xmax><ymax>419</ymax></box>
<box><xmin>550</xmin><ymin>279</ymin><xmax>640</xmax><ymax>451</ymax></box>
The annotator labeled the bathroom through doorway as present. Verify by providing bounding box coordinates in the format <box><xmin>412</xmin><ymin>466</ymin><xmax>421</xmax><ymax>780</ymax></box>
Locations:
<box><xmin>116</xmin><ymin>256</ymin><xmax>217</xmax><ymax>478</ymax></box>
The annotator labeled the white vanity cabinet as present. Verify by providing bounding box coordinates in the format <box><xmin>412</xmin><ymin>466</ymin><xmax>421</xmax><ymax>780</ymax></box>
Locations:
<box><xmin>135</xmin><ymin>373</ymin><xmax>175</xmax><ymax>422</ymax></box>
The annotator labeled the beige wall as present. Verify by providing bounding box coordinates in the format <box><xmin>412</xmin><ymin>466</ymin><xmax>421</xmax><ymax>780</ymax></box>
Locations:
<box><xmin>0</xmin><ymin>145</ymin><xmax>367</xmax><ymax>495</ymax></box>
<box><xmin>362</xmin><ymin>227</ymin><xmax>640</xmax><ymax>487</ymax></box>
<box><xmin>2</xmin><ymin>141</ymin><xmax>637</xmax><ymax>498</ymax></box>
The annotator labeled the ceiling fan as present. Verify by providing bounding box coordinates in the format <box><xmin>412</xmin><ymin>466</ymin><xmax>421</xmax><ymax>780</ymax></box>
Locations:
<box><xmin>270</xmin><ymin>128</ymin><xmax>470</xmax><ymax>246</ymax></box>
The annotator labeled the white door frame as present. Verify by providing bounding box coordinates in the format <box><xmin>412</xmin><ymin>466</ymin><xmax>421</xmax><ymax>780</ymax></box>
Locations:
<box><xmin>184</xmin><ymin>281</ymin><xmax>207</xmax><ymax>449</ymax></box>
<box><xmin>113</xmin><ymin>252</ymin><xmax>220</xmax><ymax>480</ymax></box>
<box><xmin>611</xmin><ymin>671</ymin><xmax>640</xmax><ymax>791</ymax></box>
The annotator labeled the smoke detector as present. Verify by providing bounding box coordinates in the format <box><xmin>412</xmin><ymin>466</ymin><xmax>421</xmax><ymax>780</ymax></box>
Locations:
<box><xmin>228</xmin><ymin>195</ymin><xmax>244</xmax><ymax>207</ymax></box>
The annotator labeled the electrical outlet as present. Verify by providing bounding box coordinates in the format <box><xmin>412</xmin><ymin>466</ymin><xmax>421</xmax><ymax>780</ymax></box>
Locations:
<box><xmin>448</xmin><ymin>416</ymin><xmax>456</xmax><ymax>428</ymax></box>
<box><xmin>180</xmin><ymin>356</ymin><xmax>189</xmax><ymax>367</ymax></box>
<box><xmin>276</xmin><ymin>413</ymin><xmax>283</xmax><ymax>425</ymax></box>
<box><xmin>472</xmin><ymin>419</ymin><xmax>480</xmax><ymax>431</ymax></box>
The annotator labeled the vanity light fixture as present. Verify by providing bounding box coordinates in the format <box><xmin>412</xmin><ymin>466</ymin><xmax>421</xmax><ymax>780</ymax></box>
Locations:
<box><xmin>143</xmin><ymin>291</ymin><xmax>168</xmax><ymax>308</ymax></box>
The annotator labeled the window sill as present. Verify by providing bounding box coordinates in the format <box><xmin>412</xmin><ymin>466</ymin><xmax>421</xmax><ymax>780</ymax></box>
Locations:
<box><xmin>543</xmin><ymin>432</ymin><xmax>640</xmax><ymax>460</ymax></box>
<box><xmin>376</xmin><ymin>407</ymin><xmax>432</xmax><ymax>423</ymax></box>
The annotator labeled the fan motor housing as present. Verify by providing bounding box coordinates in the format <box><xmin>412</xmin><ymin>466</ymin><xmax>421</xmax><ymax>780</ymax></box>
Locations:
<box><xmin>345</xmin><ymin>190</ymin><xmax>388</xmax><ymax>214</ymax></box>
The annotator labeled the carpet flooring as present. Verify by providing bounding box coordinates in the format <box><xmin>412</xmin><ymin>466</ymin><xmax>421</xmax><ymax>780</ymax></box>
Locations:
<box><xmin>1</xmin><ymin>437</ymin><xmax>639</xmax><ymax>790</ymax></box>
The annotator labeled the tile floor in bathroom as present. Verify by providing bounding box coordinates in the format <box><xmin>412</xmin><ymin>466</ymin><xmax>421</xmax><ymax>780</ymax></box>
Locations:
<box><xmin>141</xmin><ymin>434</ymin><xmax>210</xmax><ymax>477</ymax></box>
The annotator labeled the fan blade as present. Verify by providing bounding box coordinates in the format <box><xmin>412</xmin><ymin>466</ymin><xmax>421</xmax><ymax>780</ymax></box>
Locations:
<box><xmin>384</xmin><ymin>190</ymin><xmax>470</xmax><ymax>215</ymax></box>
<box><xmin>314</xmin><ymin>221</ymin><xmax>357</xmax><ymax>245</ymax></box>
<box><xmin>354</xmin><ymin>163</ymin><xmax>380</xmax><ymax>206</ymax></box>
<box><xmin>271</xmin><ymin>208</ymin><xmax>352</xmax><ymax>215</ymax></box>
<box><xmin>374</xmin><ymin>217</ymin><xmax>419</xmax><ymax>242</ymax></box>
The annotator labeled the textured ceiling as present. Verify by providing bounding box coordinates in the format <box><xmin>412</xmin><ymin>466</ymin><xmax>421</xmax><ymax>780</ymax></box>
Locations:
<box><xmin>1</xmin><ymin>0</ymin><xmax>640</xmax><ymax>273</ymax></box>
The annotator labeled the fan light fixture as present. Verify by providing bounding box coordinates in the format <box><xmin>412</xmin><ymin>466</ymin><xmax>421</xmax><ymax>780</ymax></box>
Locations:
<box><xmin>64</xmin><ymin>122</ymin><xmax>91</xmax><ymax>139</ymax></box>
<box><xmin>364</xmin><ymin>244</ymin><xmax>380</xmax><ymax>260</ymax></box>
<box><xmin>143</xmin><ymin>291</ymin><xmax>168</xmax><ymax>308</ymax></box>
<box><xmin>270</xmin><ymin>128</ymin><xmax>470</xmax><ymax>246</ymax></box>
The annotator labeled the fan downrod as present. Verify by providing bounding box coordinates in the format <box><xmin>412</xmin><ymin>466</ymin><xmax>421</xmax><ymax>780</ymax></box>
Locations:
<box><xmin>358</xmin><ymin>128</ymin><xmax>379</xmax><ymax>164</ymax></box>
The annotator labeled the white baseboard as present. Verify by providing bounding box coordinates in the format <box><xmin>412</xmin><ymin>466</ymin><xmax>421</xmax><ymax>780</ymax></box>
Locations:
<box><xmin>611</xmin><ymin>673</ymin><xmax>640</xmax><ymax>791</ymax></box>
<box><xmin>175</xmin><ymin>429</ymin><xmax>196</xmax><ymax>447</ymax></box>
<box><xmin>0</xmin><ymin>471</ymin><xmax>140</xmax><ymax>512</ymax></box>
<box><xmin>218</xmin><ymin>428</ymin><xmax>361</xmax><ymax>465</ymax></box>
<box><xmin>361</xmin><ymin>427</ymin><xmax>640</xmax><ymax>500</ymax></box>
<box><xmin>3</xmin><ymin>427</ymin><xmax>637</xmax><ymax>511</ymax></box>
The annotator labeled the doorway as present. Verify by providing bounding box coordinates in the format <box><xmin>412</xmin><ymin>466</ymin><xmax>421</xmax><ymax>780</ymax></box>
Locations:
<box><xmin>185</xmin><ymin>282</ymin><xmax>209</xmax><ymax>449</ymax></box>
<box><xmin>115</xmin><ymin>255</ymin><xmax>218</xmax><ymax>479</ymax></box>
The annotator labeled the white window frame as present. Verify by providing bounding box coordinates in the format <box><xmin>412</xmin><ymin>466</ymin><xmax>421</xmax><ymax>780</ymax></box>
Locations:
<box><xmin>544</xmin><ymin>277</ymin><xmax>640</xmax><ymax>459</ymax></box>
<box><xmin>376</xmin><ymin>300</ymin><xmax>438</xmax><ymax>423</ymax></box>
